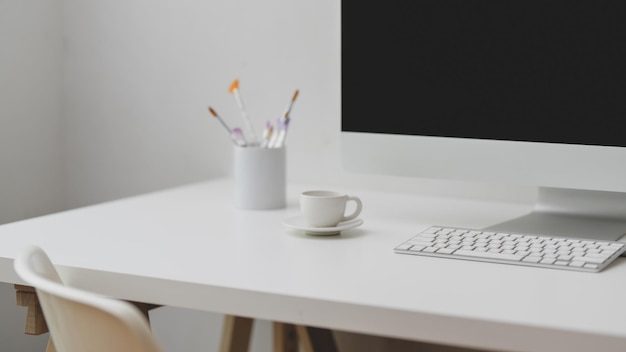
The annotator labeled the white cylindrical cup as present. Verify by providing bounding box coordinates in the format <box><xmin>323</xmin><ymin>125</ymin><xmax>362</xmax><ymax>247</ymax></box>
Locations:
<box><xmin>234</xmin><ymin>146</ymin><xmax>286</xmax><ymax>210</ymax></box>
<box><xmin>300</xmin><ymin>190</ymin><xmax>363</xmax><ymax>227</ymax></box>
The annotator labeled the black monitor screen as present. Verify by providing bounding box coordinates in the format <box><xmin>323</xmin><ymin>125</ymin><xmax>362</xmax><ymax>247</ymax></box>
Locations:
<box><xmin>342</xmin><ymin>1</ymin><xmax>626</xmax><ymax>147</ymax></box>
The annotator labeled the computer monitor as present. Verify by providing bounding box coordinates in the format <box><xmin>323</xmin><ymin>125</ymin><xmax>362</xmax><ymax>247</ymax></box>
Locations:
<box><xmin>341</xmin><ymin>1</ymin><xmax>626</xmax><ymax>241</ymax></box>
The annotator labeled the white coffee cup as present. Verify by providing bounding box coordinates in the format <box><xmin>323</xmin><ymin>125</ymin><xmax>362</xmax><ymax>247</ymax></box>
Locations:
<box><xmin>300</xmin><ymin>190</ymin><xmax>363</xmax><ymax>227</ymax></box>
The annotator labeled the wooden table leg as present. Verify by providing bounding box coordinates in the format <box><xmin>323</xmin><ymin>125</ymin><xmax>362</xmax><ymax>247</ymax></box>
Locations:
<box><xmin>273</xmin><ymin>322</ymin><xmax>298</xmax><ymax>352</ymax></box>
<box><xmin>220</xmin><ymin>315</ymin><xmax>254</xmax><ymax>352</ymax></box>
<box><xmin>295</xmin><ymin>325</ymin><xmax>338</xmax><ymax>352</ymax></box>
<box><xmin>45</xmin><ymin>338</ymin><xmax>56</xmax><ymax>352</ymax></box>
<box><xmin>14</xmin><ymin>284</ymin><xmax>54</xmax><ymax>351</ymax></box>
<box><xmin>273</xmin><ymin>321</ymin><xmax>338</xmax><ymax>352</ymax></box>
<box><xmin>14</xmin><ymin>284</ymin><xmax>48</xmax><ymax>335</ymax></box>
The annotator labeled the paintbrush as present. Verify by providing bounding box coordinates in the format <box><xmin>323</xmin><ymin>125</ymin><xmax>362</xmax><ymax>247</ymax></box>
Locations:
<box><xmin>229</xmin><ymin>79</ymin><xmax>259</xmax><ymax>145</ymax></box>
<box><xmin>273</xmin><ymin>117</ymin><xmax>290</xmax><ymax>148</ymax></box>
<box><xmin>282</xmin><ymin>89</ymin><xmax>299</xmax><ymax>119</ymax></box>
<box><xmin>267</xmin><ymin>117</ymin><xmax>282</xmax><ymax>148</ymax></box>
<box><xmin>260</xmin><ymin>121</ymin><xmax>274</xmax><ymax>148</ymax></box>
<box><xmin>270</xmin><ymin>89</ymin><xmax>299</xmax><ymax>148</ymax></box>
<box><xmin>208</xmin><ymin>106</ymin><xmax>246</xmax><ymax>146</ymax></box>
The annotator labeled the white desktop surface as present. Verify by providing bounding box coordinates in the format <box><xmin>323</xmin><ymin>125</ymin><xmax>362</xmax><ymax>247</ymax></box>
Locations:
<box><xmin>1</xmin><ymin>178</ymin><xmax>626</xmax><ymax>352</ymax></box>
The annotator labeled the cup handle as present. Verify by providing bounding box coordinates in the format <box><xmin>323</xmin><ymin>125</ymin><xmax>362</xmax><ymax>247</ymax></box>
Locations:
<box><xmin>341</xmin><ymin>196</ymin><xmax>362</xmax><ymax>222</ymax></box>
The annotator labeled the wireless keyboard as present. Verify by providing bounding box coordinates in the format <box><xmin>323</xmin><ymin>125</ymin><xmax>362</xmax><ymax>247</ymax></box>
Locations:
<box><xmin>394</xmin><ymin>226</ymin><xmax>626</xmax><ymax>272</ymax></box>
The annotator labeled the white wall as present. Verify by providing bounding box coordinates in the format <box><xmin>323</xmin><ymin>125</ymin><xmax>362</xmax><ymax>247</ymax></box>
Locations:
<box><xmin>62</xmin><ymin>0</ymin><xmax>344</xmax><ymax>208</ymax></box>
<box><xmin>0</xmin><ymin>0</ymin><xmax>65</xmax><ymax>225</ymax></box>
<box><xmin>0</xmin><ymin>1</ymin><xmax>534</xmax><ymax>351</ymax></box>
<box><xmin>0</xmin><ymin>0</ymin><xmax>64</xmax><ymax>350</ymax></box>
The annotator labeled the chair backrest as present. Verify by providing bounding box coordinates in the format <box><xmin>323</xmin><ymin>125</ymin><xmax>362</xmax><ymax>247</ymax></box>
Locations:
<box><xmin>13</xmin><ymin>245</ymin><xmax>164</xmax><ymax>352</ymax></box>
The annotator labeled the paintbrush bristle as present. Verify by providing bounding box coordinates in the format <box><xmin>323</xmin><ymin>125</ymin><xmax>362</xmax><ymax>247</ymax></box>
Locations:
<box><xmin>292</xmin><ymin>89</ymin><xmax>299</xmax><ymax>102</ymax></box>
<box><xmin>229</xmin><ymin>79</ymin><xmax>239</xmax><ymax>94</ymax></box>
<box><xmin>208</xmin><ymin>106</ymin><xmax>219</xmax><ymax>117</ymax></box>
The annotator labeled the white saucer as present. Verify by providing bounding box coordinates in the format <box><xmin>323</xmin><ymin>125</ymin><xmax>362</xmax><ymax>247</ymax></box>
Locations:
<box><xmin>282</xmin><ymin>216</ymin><xmax>364</xmax><ymax>236</ymax></box>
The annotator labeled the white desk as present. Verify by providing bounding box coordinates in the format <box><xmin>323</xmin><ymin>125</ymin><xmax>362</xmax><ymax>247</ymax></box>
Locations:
<box><xmin>1</xmin><ymin>178</ymin><xmax>626</xmax><ymax>352</ymax></box>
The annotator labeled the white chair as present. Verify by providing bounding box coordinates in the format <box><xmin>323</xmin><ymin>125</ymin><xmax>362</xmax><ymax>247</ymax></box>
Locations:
<box><xmin>13</xmin><ymin>245</ymin><xmax>164</xmax><ymax>352</ymax></box>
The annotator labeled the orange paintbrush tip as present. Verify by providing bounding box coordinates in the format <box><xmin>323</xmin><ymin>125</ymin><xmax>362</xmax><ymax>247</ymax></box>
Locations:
<box><xmin>229</xmin><ymin>79</ymin><xmax>239</xmax><ymax>94</ymax></box>
<box><xmin>208</xmin><ymin>106</ymin><xmax>234</xmax><ymax>136</ymax></box>
<box><xmin>292</xmin><ymin>89</ymin><xmax>299</xmax><ymax>102</ymax></box>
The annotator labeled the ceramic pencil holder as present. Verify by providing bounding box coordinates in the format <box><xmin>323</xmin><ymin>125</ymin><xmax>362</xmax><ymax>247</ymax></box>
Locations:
<box><xmin>233</xmin><ymin>145</ymin><xmax>286</xmax><ymax>210</ymax></box>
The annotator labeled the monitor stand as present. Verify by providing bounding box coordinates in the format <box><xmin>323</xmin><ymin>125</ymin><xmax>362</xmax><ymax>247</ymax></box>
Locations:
<box><xmin>484</xmin><ymin>187</ymin><xmax>626</xmax><ymax>242</ymax></box>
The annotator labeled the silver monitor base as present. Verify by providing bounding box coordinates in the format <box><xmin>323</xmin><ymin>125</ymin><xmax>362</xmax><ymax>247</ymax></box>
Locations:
<box><xmin>484</xmin><ymin>187</ymin><xmax>626</xmax><ymax>242</ymax></box>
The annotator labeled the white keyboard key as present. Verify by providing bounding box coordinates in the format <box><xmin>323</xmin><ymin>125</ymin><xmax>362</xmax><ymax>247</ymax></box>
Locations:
<box><xmin>454</xmin><ymin>249</ymin><xmax>524</xmax><ymax>261</ymax></box>
<box><xmin>522</xmin><ymin>256</ymin><xmax>542</xmax><ymax>263</ymax></box>
<box><xmin>436</xmin><ymin>248</ymin><xmax>456</xmax><ymax>254</ymax></box>
<box><xmin>572</xmin><ymin>256</ymin><xmax>607</xmax><ymax>264</ymax></box>
<box><xmin>419</xmin><ymin>233</ymin><xmax>437</xmax><ymax>238</ymax></box>
<box><xmin>411</xmin><ymin>241</ymin><xmax>435</xmax><ymax>247</ymax></box>
<box><xmin>585</xmin><ymin>252</ymin><xmax>610</xmax><ymax>259</ymax></box>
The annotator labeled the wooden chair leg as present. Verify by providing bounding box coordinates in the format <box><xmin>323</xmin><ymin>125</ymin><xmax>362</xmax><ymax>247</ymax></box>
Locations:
<box><xmin>295</xmin><ymin>325</ymin><xmax>338</xmax><ymax>352</ymax></box>
<box><xmin>273</xmin><ymin>322</ymin><xmax>298</xmax><ymax>352</ymax></box>
<box><xmin>220</xmin><ymin>315</ymin><xmax>254</xmax><ymax>352</ymax></box>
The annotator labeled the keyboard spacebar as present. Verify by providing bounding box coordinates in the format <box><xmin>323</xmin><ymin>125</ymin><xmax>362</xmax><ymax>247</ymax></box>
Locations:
<box><xmin>453</xmin><ymin>250</ymin><xmax>524</xmax><ymax>261</ymax></box>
